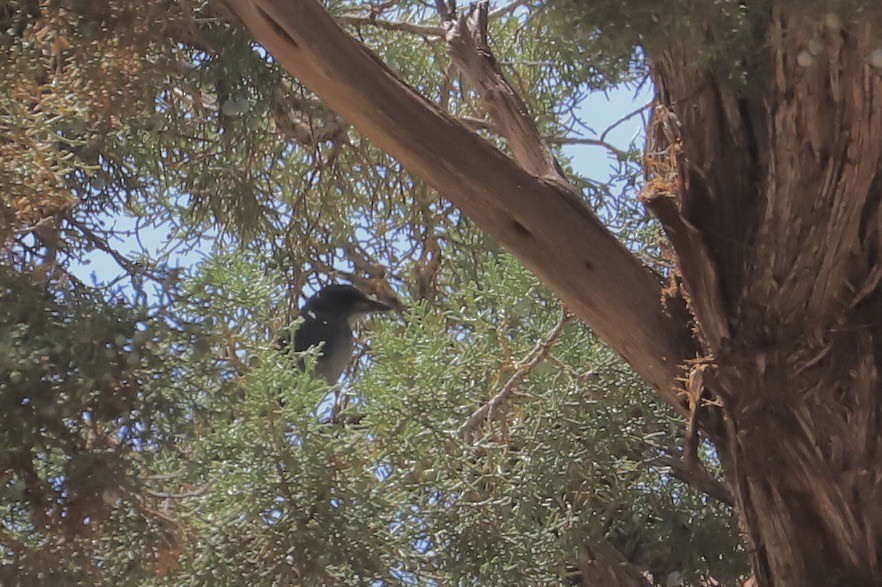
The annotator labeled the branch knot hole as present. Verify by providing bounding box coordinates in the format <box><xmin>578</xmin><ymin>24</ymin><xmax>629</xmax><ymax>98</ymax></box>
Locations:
<box><xmin>511</xmin><ymin>219</ymin><xmax>531</xmax><ymax>238</ymax></box>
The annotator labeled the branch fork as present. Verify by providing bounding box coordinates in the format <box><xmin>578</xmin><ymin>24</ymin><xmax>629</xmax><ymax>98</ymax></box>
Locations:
<box><xmin>435</xmin><ymin>0</ymin><xmax>562</xmax><ymax>179</ymax></box>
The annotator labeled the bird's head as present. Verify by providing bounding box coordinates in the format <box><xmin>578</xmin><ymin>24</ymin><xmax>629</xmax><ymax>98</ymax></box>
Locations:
<box><xmin>303</xmin><ymin>284</ymin><xmax>393</xmax><ymax>325</ymax></box>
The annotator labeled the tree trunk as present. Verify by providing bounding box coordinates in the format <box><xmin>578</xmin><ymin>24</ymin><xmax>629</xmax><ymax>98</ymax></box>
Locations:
<box><xmin>578</xmin><ymin>540</ymin><xmax>654</xmax><ymax>587</ymax></box>
<box><xmin>649</xmin><ymin>10</ymin><xmax>882</xmax><ymax>585</ymax></box>
<box><xmin>719</xmin><ymin>342</ymin><xmax>882</xmax><ymax>586</ymax></box>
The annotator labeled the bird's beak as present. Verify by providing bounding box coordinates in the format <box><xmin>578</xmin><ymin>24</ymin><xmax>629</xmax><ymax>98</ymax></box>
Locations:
<box><xmin>347</xmin><ymin>298</ymin><xmax>394</xmax><ymax>329</ymax></box>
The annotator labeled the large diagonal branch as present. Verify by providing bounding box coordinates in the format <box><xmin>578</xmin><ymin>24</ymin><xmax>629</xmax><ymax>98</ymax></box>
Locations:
<box><xmin>221</xmin><ymin>0</ymin><xmax>696</xmax><ymax>410</ymax></box>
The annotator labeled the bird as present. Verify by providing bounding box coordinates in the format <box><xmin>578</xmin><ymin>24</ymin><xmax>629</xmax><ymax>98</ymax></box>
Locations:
<box><xmin>285</xmin><ymin>284</ymin><xmax>392</xmax><ymax>384</ymax></box>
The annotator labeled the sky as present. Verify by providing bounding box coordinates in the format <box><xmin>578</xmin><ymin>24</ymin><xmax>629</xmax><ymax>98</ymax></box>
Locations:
<box><xmin>69</xmin><ymin>84</ymin><xmax>654</xmax><ymax>287</ymax></box>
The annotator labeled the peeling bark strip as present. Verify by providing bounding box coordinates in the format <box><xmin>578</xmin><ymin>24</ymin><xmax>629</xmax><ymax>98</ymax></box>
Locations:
<box><xmin>435</xmin><ymin>0</ymin><xmax>561</xmax><ymax>179</ymax></box>
<box><xmin>221</xmin><ymin>0</ymin><xmax>697</xmax><ymax>409</ymax></box>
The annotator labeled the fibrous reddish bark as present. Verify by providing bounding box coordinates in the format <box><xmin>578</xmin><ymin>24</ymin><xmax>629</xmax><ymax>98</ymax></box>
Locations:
<box><xmin>648</xmin><ymin>8</ymin><xmax>882</xmax><ymax>585</ymax></box>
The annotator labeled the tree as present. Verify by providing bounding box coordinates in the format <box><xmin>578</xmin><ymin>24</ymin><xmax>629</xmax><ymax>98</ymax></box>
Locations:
<box><xmin>221</xmin><ymin>0</ymin><xmax>882</xmax><ymax>585</ymax></box>
<box><xmin>2</xmin><ymin>0</ymin><xmax>876</xmax><ymax>585</ymax></box>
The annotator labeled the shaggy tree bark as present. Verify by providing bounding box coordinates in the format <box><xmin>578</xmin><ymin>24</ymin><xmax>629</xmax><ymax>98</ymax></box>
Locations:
<box><xmin>221</xmin><ymin>0</ymin><xmax>882</xmax><ymax>584</ymax></box>
<box><xmin>648</xmin><ymin>10</ymin><xmax>882</xmax><ymax>585</ymax></box>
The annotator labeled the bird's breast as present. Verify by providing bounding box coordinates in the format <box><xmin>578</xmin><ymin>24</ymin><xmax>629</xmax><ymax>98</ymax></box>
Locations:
<box><xmin>316</xmin><ymin>326</ymin><xmax>354</xmax><ymax>383</ymax></box>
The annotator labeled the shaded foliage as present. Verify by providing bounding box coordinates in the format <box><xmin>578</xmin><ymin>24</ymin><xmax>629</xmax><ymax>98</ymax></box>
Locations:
<box><xmin>0</xmin><ymin>267</ymin><xmax>189</xmax><ymax>584</ymax></box>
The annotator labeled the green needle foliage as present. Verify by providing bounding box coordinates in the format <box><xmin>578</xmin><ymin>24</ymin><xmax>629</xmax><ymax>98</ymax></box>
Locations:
<box><xmin>1</xmin><ymin>0</ymin><xmax>753</xmax><ymax>584</ymax></box>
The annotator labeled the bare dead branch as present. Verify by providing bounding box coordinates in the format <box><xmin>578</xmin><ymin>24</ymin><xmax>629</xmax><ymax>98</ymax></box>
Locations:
<box><xmin>459</xmin><ymin>309</ymin><xmax>572</xmax><ymax>442</ymax></box>
<box><xmin>640</xmin><ymin>142</ymin><xmax>730</xmax><ymax>353</ymax></box>
<box><xmin>436</xmin><ymin>0</ymin><xmax>560</xmax><ymax>178</ymax></box>
<box><xmin>642</xmin><ymin>189</ymin><xmax>729</xmax><ymax>350</ymax></box>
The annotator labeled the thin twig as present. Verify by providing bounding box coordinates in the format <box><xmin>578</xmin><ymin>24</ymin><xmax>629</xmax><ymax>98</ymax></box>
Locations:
<box><xmin>488</xmin><ymin>0</ymin><xmax>537</xmax><ymax>19</ymax></box>
<box><xmin>145</xmin><ymin>483</ymin><xmax>212</xmax><ymax>499</ymax></box>
<box><xmin>548</xmin><ymin>136</ymin><xmax>630</xmax><ymax>159</ymax></box>
<box><xmin>337</xmin><ymin>14</ymin><xmax>444</xmax><ymax>38</ymax></box>
<box><xmin>67</xmin><ymin>217</ymin><xmax>162</xmax><ymax>281</ymax></box>
<box><xmin>600</xmin><ymin>99</ymin><xmax>654</xmax><ymax>143</ymax></box>
<box><xmin>655</xmin><ymin>454</ymin><xmax>734</xmax><ymax>506</ymax></box>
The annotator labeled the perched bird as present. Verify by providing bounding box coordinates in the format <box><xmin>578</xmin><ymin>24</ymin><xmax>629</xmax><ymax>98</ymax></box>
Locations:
<box><xmin>287</xmin><ymin>284</ymin><xmax>392</xmax><ymax>384</ymax></box>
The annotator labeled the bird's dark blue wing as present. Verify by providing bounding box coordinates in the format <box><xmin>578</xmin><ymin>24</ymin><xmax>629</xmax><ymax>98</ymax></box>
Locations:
<box><xmin>292</xmin><ymin>316</ymin><xmax>335</xmax><ymax>353</ymax></box>
<box><xmin>291</xmin><ymin>315</ymin><xmax>353</xmax><ymax>383</ymax></box>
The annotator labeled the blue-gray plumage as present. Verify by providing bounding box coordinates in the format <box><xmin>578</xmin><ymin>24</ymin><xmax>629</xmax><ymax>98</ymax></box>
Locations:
<box><xmin>291</xmin><ymin>284</ymin><xmax>392</xmax><ymax>383</ymax></box>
